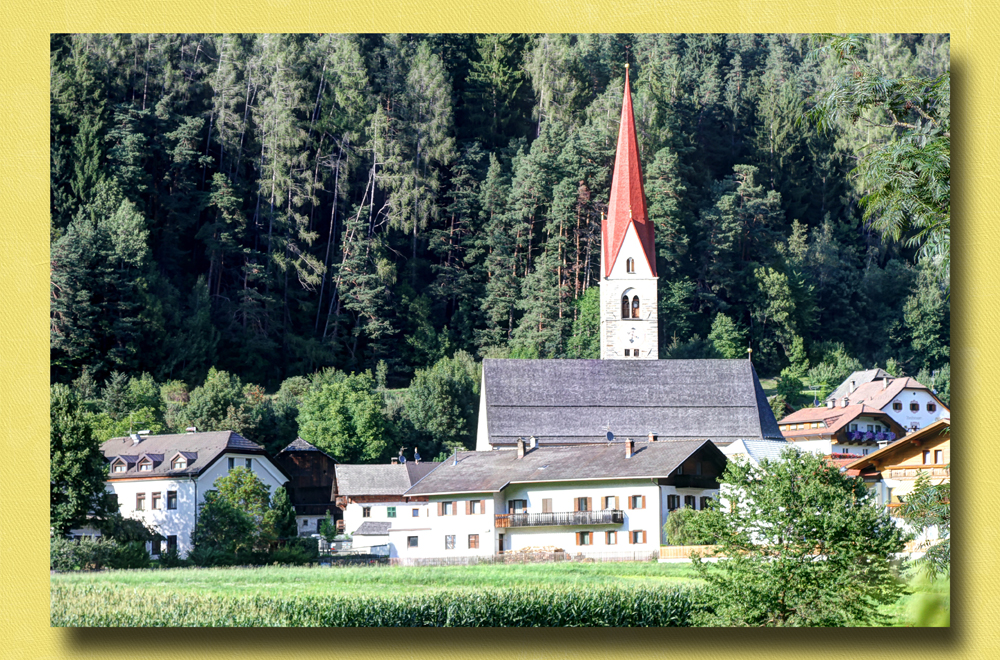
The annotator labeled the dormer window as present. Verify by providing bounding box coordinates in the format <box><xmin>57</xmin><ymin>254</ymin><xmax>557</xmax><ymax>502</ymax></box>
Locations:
<box><xmin>111</xmin><ymin>461</ymin><xmax>126</xmax><ymax>474</ymax></box>
<box><xmin>626</xmin><ymin>258</ymin><xmax>635</xmax><ymax>273</ymax></box>
<box><xmin>172</xmin><ymin>458</ymin><xmax>187</xmax><ymax>470</ymax></box>
<box><xmin>138</xmin><ymin>458</ymin><xmax>153</xmax><ymax>472</ymax></box>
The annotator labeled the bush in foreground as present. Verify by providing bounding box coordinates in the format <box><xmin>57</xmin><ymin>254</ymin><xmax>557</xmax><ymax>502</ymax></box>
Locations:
<box><xmin>52</xmin><ymin>583</ymin><xmax>700</xmax><ymax>627</ymax></box>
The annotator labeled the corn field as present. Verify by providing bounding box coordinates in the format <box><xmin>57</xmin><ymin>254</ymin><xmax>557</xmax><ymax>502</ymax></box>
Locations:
<box><xmin>52</xmin><ymin>583</ymin><xmax>700</xmax><ymax>627</ymax></box>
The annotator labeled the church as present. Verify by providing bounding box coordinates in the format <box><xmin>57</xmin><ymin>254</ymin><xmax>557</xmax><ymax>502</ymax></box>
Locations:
<box><xmin>475</xmin><ymin>65</ymin><xmax>784</xmax><ymax>453</ymax></box>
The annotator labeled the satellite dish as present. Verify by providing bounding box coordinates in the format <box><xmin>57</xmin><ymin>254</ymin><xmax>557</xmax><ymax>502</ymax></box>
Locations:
<box><xmin>606</xmin><ymin>431</ymin><xmax>615</xmax><ymax>442</ymax></box>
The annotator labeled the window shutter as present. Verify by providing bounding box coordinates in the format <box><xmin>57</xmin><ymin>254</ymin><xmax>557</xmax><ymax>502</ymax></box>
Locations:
<box><xmin>465</xmin><ymin>501</ymin><xmax>471</xmax><ymax>515</ymax></box>
<box><xmin>615</xmin><ymin>496</ymin><xmax>620</xmax><ymax>510</ymax></box>
<box><xmin>574</xmin><ymin>498</ymin><xmax>579</xmax><ymax>512</ymax></box>
<box><xmin>641</xmin><ymin>495</ymin><xmax>646</xmax><ymax>509</ymax></box>
<box><xmin>576</xmin><ymin>533</ymin><xmax>581</xmax><ymax>546</ymax></box>
<box><xmin>642</xmin><ymin>530</ymin><xmax>647</xmax><ymax>544</ymax></box>
<box><xmin>586</xmin><ymin>497</ymin><xmax>592</xmax><ymax>512</ymax></box>
<box><xmin>627</xmin><ymin>496</ymin><xmax>633</xmax><ymax>510</ymax></box>
<box><xmin>437</xmin><ymin>502</ymin><xmax>444</xmax><ymax>516</ymax></box>
<box><xmin>628</xmin><ymin>531</ymin><xmax>633</xmax><ymax>544</ymax></box>
<box><xmin>589</xmin><ymin>532</ymin><xmax>593</xmax><ymax>545</ymax></box>
<box><xmin>480</xmin><ymin>500</ymin><xmax>486</xmax><ymax>514</ymax></box>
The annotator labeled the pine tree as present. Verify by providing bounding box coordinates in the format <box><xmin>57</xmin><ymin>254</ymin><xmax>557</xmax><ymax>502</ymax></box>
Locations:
<box><xmin>51</xmin><ymin>384</ymin><xmax>112</xmax><ymax>535</ymax></box>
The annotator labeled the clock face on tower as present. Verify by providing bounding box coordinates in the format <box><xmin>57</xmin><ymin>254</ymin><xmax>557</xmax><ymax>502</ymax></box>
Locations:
<box><xmin>618</xmin><ymin>324</ymin><xmax>646</xmax><ymax>351</ymax></box>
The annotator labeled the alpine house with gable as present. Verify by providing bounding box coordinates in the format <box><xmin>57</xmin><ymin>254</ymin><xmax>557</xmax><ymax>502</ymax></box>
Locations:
<box><xmin>99</xmin><ymin>430</ymin><xmax>288</xmax><ymax>557</ymax></box>
<box><xmin>401</xmin><ymin>437</ymin><xmax>727</xmax><ymax>558</ymax></box>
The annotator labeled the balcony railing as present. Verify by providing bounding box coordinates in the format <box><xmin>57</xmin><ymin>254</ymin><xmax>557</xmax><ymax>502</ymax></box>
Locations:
<box><xmin>495</xmin><ymin>509</ymin><xmax>624</xmax><ymax>528</ymax></box>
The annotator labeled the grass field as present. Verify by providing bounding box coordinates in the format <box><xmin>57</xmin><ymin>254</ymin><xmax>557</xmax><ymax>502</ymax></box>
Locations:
<box><xmin>51</xmin><ymin>561</ymin><xmax>945</xmax><ymax>627</ymax></box>
<box><xmin>51</xmin><ymin>562</ymin><xmax>704</xmax><ymax>626</ymax></box>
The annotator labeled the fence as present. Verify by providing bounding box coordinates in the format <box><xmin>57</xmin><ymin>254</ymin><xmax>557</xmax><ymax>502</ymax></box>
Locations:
<box><xmin>388</xmin><ymin>550</ymin><xmax>657</xmax><ymax>567</ymax></box>
<box><xmin>659</xmin><ymin>545</ymin><xmax>719</xmax><ymax>561</ymax></box>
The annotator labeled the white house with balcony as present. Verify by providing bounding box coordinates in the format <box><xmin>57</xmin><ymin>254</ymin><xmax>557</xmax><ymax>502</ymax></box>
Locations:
<box><xmin>824</xmin><ymin>373</ymin><xmax>949</xmax><ymax>433</ymax></box>
<box><xmin>96</xmin><ymin>430</ymin><xmax>288</xmax><ymax>557</ymax></box>
<box><xmin>395</xmin><ymin>437</ymin><xmax>727</xmax><ymax>559</ymax></box>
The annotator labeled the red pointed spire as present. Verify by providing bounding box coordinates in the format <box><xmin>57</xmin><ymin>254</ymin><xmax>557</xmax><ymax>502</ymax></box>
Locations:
<box><xmin>603</xmin><ymin>65</ymin><xmax>656</xmax><ymax>277</ymax></box>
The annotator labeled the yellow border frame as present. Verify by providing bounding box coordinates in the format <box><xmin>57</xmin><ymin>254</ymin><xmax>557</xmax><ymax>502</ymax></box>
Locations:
<box><xmin>2</xmin><ymin>1</ymin><xmax>996</xmax><ymax>656</ymax></box>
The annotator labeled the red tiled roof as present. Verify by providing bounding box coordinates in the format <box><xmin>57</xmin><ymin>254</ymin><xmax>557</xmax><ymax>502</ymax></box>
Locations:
<box><xmin>604</xmin><ymin>66</ymin><xmax>656</xmax><ymax>278</ymax></box>
<box><xmin>778</xmin><ymin>404</ymin><xmax>901</xmax><ymax>437</ymax></box>
<box><xmin>848</xmin><ymin>377</ymin><xmax>928</xmax><ymax>410</ymax></box>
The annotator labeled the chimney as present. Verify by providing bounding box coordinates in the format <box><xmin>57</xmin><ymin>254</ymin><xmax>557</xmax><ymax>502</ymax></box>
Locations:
<box><xmin>625</xmin><ymin>439</ymin><xmax>635</xmax><ymax>459</ymax></box>
<box><xmin>841</xmin><ymin>397</ymin><xmax>849</xmax><ymax>408</ymax></box>
<box><xmin>516</xmin><ymin>437</ymin><xmax>525</xmax><ymax>459</ymax></box>
<box><xmin>131</xmin><ymin>433</ymin><xmax>142</xmax><ymax>445</ymax></box>
<box><xmin>529</xmin><ymin>436</ymin><xmax>537</xmax><ymax>450</ymax></box>
<box><xmin>826</xmin><ymin>399</ymin><xmax>834</xmax><ymax>409</ymax></box>
<box><xmin>185</xmin><ymin>426</ymin><xmax>197</xmax><ymax>434</ymax></box>
<box><xmin>390</xmin><ymin>457</ymin><xmax>399</xmax><ymax>465</ymax></box>
<box><xmin>883</xmin><ymin>379</ymin><xmax>888</xmax><ymax>390</ymax></box>
<box><xmin>648</xmin><ymin>432</ymin><xmax>656</xmax><ymax>443</ymax></box>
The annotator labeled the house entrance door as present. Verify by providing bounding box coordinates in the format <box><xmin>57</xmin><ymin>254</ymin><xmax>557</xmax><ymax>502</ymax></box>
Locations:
<box><xmin>498</xmin><ymin>534</ymin><xmax>505</xmax><ymax>554</ymax></box>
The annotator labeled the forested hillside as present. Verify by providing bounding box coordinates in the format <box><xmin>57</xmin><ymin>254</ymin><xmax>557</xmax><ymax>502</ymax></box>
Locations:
<box><xmin>50</xmin><ymin>34</ymin><xmax>950</xmax><ymax>461</ymax></box>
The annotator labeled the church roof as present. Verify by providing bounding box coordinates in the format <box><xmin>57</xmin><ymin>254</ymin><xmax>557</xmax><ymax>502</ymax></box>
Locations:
<box><xmin>481</xmin><ymin>358</ymin><xmax>783</xmax><ymax>447</ymax></box>
<box><xmin>604</xmin><ymin>65</ymin><xmax>656</xmax><ymax>278</ymax></box>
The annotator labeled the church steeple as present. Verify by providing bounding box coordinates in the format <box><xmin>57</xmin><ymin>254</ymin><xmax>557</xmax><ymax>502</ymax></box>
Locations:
<box><xmin>603</xmin><ymin>64</ymin><xmax>656</xmax><ymax>278</ymax></box>
<box><xmin>599</xmin><ymin>65</ymin><xmax>658</xmax><ymax>360</ymax></box>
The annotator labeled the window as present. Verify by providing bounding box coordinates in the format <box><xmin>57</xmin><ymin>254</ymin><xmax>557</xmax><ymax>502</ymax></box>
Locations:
<box><xmin>167</xmin><ymin>535</ymin><xmax>177</xmax><ymax>553</ymax></box>
<box><xmin>626</xmin><ymin>257</ymin><xmax>635</xmax><ymax>273</ymax></box>
<box><xmin>171</xmin><ymin>457</ymin><xmax>186</xmax><ymax>470</ymax></box>
<box><xmin>927</xmin><ymin>402</ymin><xmax>937</xmax><ymax>413</ymax></box>
<box><xmin>151</xmin><ymin>493</ymin><xmax>161</xmax><ymax>510</ymax></box>
<box><xmin>112</xmin><ymin>463</ymin><xmax>126</xmax><ymax>473</ymax></box>
<box><xmin>445</xmin><ymin>535</ymin><xmax>456</xmax><ymax>550</ymax></box>
<box><xmin>577</xmin><ymin>531</ymin><xmax>593</xmax><ymax>546</ymax></box>
<box><xmin>508</xmin><ymin>499</ymin><xmax>527</xmax><ymax>514</ymax></box>
<box><xmin>151</xmin><ymin>538</ymin><xmax>161</xmax><ymax>556</ymax></box>
<box><xmin>667</xmin><ymin>495</ymin><xmax>680</xmax><ymax>511</ymax></box>
<box><xmin>135</xmin><ymin>493</ymin><xmax>146</xmax><ymax>511</ymax></box>
<box><xmin>167</xmin><ymin>491</ymin><xmax>177</xmax><ymax>510</ymax></box>
<box><xmin>876</xmin><ymin>425</ymin><xmax>882</xmax><ymax>432</ymax></box>
<box><xmin>302</xmin><ymin>519</ymin><xmax>308</xmax><ymax>527</ymax></box>
<box><xmin>605</xmin><ymin>531</ymin><xmax>617</xmax><ymax>545</ymax></box>
<box><xmin>624</xmin><ymin>349</ymin><xmax>631</xmax><ymax>356</ymax></box>
<box><xmin>910</xmin><ymin>402</ymin><xmax>920</xmax><ymax>412</ymax></box>
<box><xmin>387</xmin><ymin>507</ymin><xmax>396</xmax><ymax>518</ymax></box>
<box><xmin>542</xmin><ymin>498</ymin><xmax>553</xmax><ymax>513</ymax></box>
<box><xmin>439</xmin><ymin>501</ymin><xmax>456</xmax><ymax>516</ymax></box>
<box><xmin>245</xmin><ymin>458</ymin><xmax>252</xmax><ymax>469</ymax></box>
<box><xmin>863</xmin><ymin>449</ymin><xmax>870</xmax><ymax>455</ymax></box>
<box><xmin>631</xmin><ymin>295</ymin><xmax>640</xmax><ymax>318</ymax></box>
<box><xmin>699</xmin><ymin>496</ymin><xmax>712</xmax><ymax>510</ymax></box>
<box><xmin>630</xmin><ymin>530</ymin><xmax>647</xmax><ymax>544</ymax></box>
<box><xmin>850</xmin><ymin>424</ymin><xmax>858</xmax><ymax>432</ymax></box>
<box><xmin>893</xmin><ymin>401</ymin><xmax>902</xmax><ymax>411</ymax></box>
<box><xmin>469</xmin><ymin>534</ymin><xmax>479</xmax><ymax>549</ymax></box>
<box><xmin>576</xmin><ymin>497</ymin><xmax>590</xmax><ymax>512</ymax></box>
<box><xmin>695</xmin><ymin>462</ymin><xmax>703</xmax><ymax>476</ymax></box>
<box><xmin>935</xmin><ymin>449</ymin><xmax>943</xmax><ymax>464</ymax></box>
<box><xmin>602</xmin><ymin>496</ymin><xmax>618</xmax><ymax>510</ymax></box>
<box><xmin>407</xmin><ymin>536</ymin><xmax>419</xmax><ymax>548</ymax></box>
<box><xmin>867</xmin><ymin>425</ymin><xmax>874</xmax><ymax>433</ymax></box>
<box><xmin>629</xmin><ymin>495</ymin><xmax>645</xmax><ymax>509</ymax></box>
<box><xmin>138</xmin><ymin>460</ymin><xmax>152</xmax><ymax>472</ymax></box>
<box><xmin>362</xmin><ymin>506</ymin><xmax>371</xmax><ymax>518</ymax></box>
<box><xmin>923</xmin><ymin>450</ymin><xmax>931</xmax><ymax>464</ymax></box>
<box><xmin>228</xmin><ymin>457</ymin><xmax>235</xmax><ymax>471</ymax></box>
<box><xmin>412</xmin><ymin>508</ymin><xmax>420</xmax><ymax>517</ymax></box>
<box><xmin>621</xmin><ymin>295</ymin><xmax>630</xmax><ymax>319</ymax></box>
<box><xmin>684</xmin><ymin>495</ymin><xmax>696</xmax><ymax>509</ymax></box>
<box><xmin>677</xmin><ymin>463</ymin><xmax>684</xmax><ymax>476</ymax></box>
<box><xmin>467</xmin><ymin>500</ymin><xmax>483</xmax><ymax>515</ymax></box>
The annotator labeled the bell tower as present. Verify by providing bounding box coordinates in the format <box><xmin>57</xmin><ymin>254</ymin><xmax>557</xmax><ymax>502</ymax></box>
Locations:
<box><xmin>600</xmin><ymin>64</ymin><xmax>658</xmax><ymax>360</ymax></box>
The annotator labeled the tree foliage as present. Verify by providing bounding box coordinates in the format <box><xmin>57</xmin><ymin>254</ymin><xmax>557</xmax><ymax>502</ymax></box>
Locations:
<box><xmin>693</xmin><ymin>448</ymin><xmax>907</xmax><ymax>626</ymax></box>
<box><xmin>901</xmin><ymin>468</ymin><xmax>950</xmax><ymax>578</ymax></box>
<box><xmin>51</xmin><ymin>384</ymin><xmax>112</xmax><ymax>535</ymax></box>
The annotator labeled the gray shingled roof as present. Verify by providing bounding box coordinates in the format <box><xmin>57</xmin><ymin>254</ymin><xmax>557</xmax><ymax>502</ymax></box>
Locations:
<box><xmin>482</xmin><ymin>359</ymin><xmax>782</xmax><ymax>446</ymax></box>
<box><xmin>335</xmin><ymin>462</ymin><xmax>438</xmax><ymax>496</ymax></box>
<box><xmin>405</xmin><ymin>440</ymin><xmax>726</xmax><ymax>496</ymax></box>
<box><xmin>102</xmin><ymin>431</ymin><xmax>266</xmax><ymax>478</ymax></box>
<box><xmin>826</xmin><ymin>369</ymin><xmax>890</xmax><ymax>404</ymax></box>
<box><xmin>277</xmin><ymin>437</ymin><xmax>337</xmax><ymax>461</ymax></box>
<box><xmin>354</xmin><ymin>521</ymin><xmax>392</xmax><ymax>536</ymax></box>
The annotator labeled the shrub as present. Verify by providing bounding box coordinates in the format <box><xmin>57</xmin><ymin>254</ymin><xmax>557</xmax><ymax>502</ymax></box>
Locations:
<box><xmin>187</xmin><ymin>545</ymin><xmax>236</xmax><ymax>568</ymax></box>
<box><xmin>50</xmin><ymin>536</ymin><xmax>138</xmax><ymax>571</ymax></box>
<box><xmin>107</xmin><ymin>541</ymin><xmax>151</xmax><ymax>569</ymax></box>
<box><xmin>663</xmin><ymin>508</ymin><xmax>712</xmax><ymax>546</ymax></box>
<box><xmin>156</xmin><ymin>547</ymin><xmax>188</xmax><ymax>569</ymax></box>
<box><xmin>268</xmin><ymin>538</ymin><xmax>319</xmax><ymax>565</ymax></box>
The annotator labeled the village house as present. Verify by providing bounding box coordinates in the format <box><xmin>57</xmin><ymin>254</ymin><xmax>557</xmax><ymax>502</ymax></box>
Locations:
<box><xmin>334</xmin><ymin>462</ymin><xmax>437</xmax><ymax>538</ymax></box>
<box><xmin>272</xmin><ymin>437</ymin><xmax>339</xmax><ymax>536</ymax></box>
<box><xmin>823</xmin><ymin>371</ymin><xmax>949</xmax><ymax>432</ymax></box>
<box><xmin>397</xmin><ymin>438</ymin><xmax>725</xmax><ymax>559</ymax></box>
<box><xmin>776</xmin><ymin>403</ymin><xmax>907</xmax><ymax>457</ymax></box>
<box><xmin>843</xmin><ymin>417</ymin><xmax>951</xmax><ymax>512</ymax></box>
<box><xmin>97</xmin><ymin>430</ymin><xmax>288</xmax><ymax>557</ymax></box>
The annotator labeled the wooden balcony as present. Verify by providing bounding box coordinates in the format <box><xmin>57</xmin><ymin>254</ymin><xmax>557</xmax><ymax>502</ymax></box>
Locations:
<box><xmin>495</xmin><ymin>509</ymin><xmax>625</xmax><ymax>528</ymax></box>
